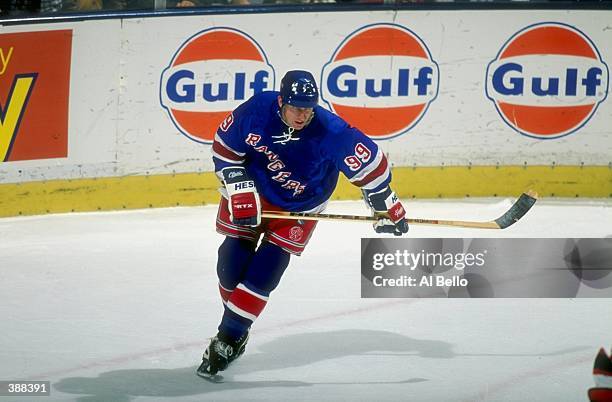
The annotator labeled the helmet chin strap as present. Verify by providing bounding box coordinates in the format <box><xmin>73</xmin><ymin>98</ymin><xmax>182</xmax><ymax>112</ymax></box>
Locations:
<box><xmin>302</xmin><ymin>110</ymin><xmax>315</xmax><ymax>127</ymax></box>
<box><xmin>277</xmin><ymin>105</ymin><xmax>292</xmax><ymax>128</ymax></box>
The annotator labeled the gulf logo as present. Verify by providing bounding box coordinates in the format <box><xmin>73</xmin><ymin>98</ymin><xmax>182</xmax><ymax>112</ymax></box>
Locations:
<box><xmin>160</xmin><ymin>27</ymin><xmax>274</xmax><ymax>144</ymax></box>
<box><xmin>486</xmin><ymin>22</ymin><xmax>609</xmax><ymax>139</ymax></box>
<box><xmin>321</xmin><ymin>23</ymin><xmax>439</xmax><ymax>140</ymax></box>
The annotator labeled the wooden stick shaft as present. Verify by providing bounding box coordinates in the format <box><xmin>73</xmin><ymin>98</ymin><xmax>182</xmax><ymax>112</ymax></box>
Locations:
<box><xmin>260</xmin><ymin>190</ymin><xmax>537</xmax><ymax>230</ymax></box>
<box><xmin>260</xmin><ymin>211</ymin><xmax>499</xmax><ymax>229</ymax></box>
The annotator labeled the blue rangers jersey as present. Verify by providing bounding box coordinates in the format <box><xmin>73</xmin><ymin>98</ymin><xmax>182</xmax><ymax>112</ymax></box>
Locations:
<box><xmin>212</xmin><ymin>91</ymin><xmax>391</xmax><ymax>212</ymax></box>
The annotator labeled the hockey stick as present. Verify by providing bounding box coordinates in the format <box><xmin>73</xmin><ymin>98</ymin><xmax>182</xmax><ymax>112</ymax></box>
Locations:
<box><xmin>261</xmin><ymin>190</ymin><xmax>538</xmax><ymax>230</ymax></box>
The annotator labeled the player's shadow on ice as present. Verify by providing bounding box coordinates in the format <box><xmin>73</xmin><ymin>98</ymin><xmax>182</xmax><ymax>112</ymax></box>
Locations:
<box><xmin>53</xmin><ymin>329</ymin><xmax>438</xmax><ymax>401</ymax></box>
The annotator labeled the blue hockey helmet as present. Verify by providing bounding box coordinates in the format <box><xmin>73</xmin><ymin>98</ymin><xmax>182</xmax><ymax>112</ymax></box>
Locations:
<box><xmin>279</xmin><ymin>70</ymin><xmax>319</xmax><ymax>109</ymax></box>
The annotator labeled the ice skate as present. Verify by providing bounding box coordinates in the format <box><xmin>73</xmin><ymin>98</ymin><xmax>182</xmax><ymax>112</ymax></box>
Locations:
<box><xmin>196</xmin><ymin>331</ymin><xmax>249</xmax><ymax>380</ymax></box>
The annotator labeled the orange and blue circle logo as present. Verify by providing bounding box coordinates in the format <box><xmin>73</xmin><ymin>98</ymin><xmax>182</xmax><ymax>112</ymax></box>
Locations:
<box><xmin>321</xmin><ymin>23</ymin><xmax>439</xmax><ymax>140</ymax></box>
<box><xmin>486</xmin><ymin>22</ymin><xmax>609</xmax><ymax>139</ymax></box>
<box><xmin>160</xmin><ymin>27</ymin><xmax>275</xmax><ymax>144</ymax></box>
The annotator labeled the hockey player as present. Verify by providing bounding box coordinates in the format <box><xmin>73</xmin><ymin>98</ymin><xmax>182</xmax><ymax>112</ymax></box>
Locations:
<box><xmin>589</xmin><ymin>347</ymin><xmax>612</xmax><ymax>402</ymax></box>
<box><xmin>197</xmin><ymin>70</ymin><xmax>409</xmax><ymax>378</ymax></box>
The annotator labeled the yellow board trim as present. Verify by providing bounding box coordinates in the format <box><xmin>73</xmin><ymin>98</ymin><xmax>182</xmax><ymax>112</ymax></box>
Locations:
<box><xmin>332</xmin><ymin>165</ymin><xmax>612</xmax><ymax>200</ymax></box>
<box><xmin>0</xmin><ymin>165</ymin><xmax>610</xmax><ymax>218</ymax></box>
<box><xmin>0</xmin><ymin>173</ymin><xmax>222</xmax><ymax>218</ymax></box>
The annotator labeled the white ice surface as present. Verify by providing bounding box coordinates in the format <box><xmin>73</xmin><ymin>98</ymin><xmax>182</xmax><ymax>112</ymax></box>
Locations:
<box><xmin>1</xmin><ymin>197</ymin><xmax>611</xmax><ymax>402</ymax></box>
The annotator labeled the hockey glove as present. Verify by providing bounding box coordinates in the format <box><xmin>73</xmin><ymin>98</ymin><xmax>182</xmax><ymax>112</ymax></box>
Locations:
<box><xmin>222</xmin><ymin>167</ymin><xmax>261</xmax><ymax>227</ymax></box>
<box><xmin>365</xmin><ymin>186</ymin><xmax>409</xmax><ymax>236</ymax></box>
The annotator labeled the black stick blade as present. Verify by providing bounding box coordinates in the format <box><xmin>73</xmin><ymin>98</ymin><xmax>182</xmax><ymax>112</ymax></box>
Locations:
<box><xmin>494</xmin><ymin>190</ymin><xmax>538</xmax><ymax>229</ymax></box>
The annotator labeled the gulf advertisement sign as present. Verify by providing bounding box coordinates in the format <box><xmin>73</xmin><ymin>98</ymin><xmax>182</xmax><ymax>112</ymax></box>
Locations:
<box><xmin>486</xmin><ymin>22</ymin><xmax>609</xmax><ymax>139</ymax></box>
<box><xmin>0</xmin><ymin>30</ymin><xmax>72</xmax><ymax>162</ymax></box>
<box><xmin>160</xmin><ymin>27</ymin><xmax>275</xmax><ymax>144</ymax></box>
<box><xmin>321</xmin><ymin>23</ymin><xmax>439</xmax><ymax>140</ymax></box>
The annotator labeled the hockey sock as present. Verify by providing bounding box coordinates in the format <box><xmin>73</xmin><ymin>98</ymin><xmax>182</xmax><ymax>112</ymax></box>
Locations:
<box><xmin>216</xmin><ymin>237</ymin><xmax>256</xmax><ymax>303</ymax></box>
<box><xmin>219</xmin><ymin>242</ymin><xmax>290</xmax><ymax>341</ymax></box>
<box><xmin>244</xmin><ymin>241</ymin><xmax>291</xmax><ymax>293</ymax></box>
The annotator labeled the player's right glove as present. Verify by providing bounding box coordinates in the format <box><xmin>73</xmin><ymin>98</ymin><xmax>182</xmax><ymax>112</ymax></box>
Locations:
<box><xmin>221</xmin><ymin>167</ymin><xmax>261</xmax><ymax>227</ymax></box>
<box><xmin>364</xmin><ymin>186</ymin><xmax>409</xmax><ymax>236</ymax></box>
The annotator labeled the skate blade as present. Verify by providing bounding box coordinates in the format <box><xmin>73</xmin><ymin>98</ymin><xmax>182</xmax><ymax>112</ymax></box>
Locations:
<box><xmin>196</xmin><ymin>369</ymin><xmax>224</xmax><ymax>383</ymax></box>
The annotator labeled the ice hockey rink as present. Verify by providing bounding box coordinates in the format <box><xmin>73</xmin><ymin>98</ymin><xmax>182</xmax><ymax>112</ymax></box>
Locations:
<box><xmin>1</xmin><ymin>197</ymin><xmax>611</xmax><ymax>402</ymax></box>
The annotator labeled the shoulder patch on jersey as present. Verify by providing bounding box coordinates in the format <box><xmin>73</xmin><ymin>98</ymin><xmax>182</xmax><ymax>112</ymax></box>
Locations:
<box><xmin>220</xmin><ymin>113</ymin><xmax>235</xmax><ymax>132</ymax></box>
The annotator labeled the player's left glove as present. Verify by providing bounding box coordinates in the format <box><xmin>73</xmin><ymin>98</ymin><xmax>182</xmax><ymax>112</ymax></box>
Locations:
<box><xmin>364</xmin><ymin>186</ymin><xmax>409</xmax><ymax>236</ymax></box>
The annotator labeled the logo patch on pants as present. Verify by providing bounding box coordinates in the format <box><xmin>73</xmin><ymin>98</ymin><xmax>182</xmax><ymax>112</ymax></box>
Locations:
<box><xmin>289</xmin><ymin>226</ymin><xmax>304</xmax><ymax>242</ymax></box>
